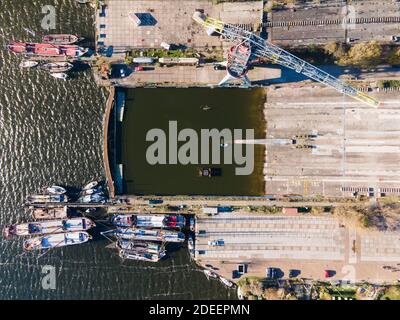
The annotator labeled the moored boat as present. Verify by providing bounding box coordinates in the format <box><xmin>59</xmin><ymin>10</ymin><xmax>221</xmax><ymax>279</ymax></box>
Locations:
<box><xmin>110</xmin><ymin>214</ymin><xmax>186</xmax><ymax>229</ymax></box>
<box><xmin>51</xmin><ymin>72</ymin><xmax>68</xmax><ymax>80</ymax></box>
<box><xmin>116</xmin><ymin>239</ymin><xmax>161</xmax><ymax>254</ymax></box>
<box><xmin>219</xmin><ymin>276</ymin><xmax>237</xmax><ymax>289</ymax></box>
<box><xmin>3</xmin><ymin>217</ymin><xmax>95</xmax><ymax>238</ymax></box>
<box><xmin>204</xmin><ymin>269</ymin><xmax>219</xmax><ymax>280</ymax></box>
<box><xmin>188</xmin><ymin>235</ymin><xmax>195</xmax><ymax>258</ymax></box>
<box><xmin>42</xmin><ymin>34</ymin><xmax>81</xmax><ymax>45</ymax></box>
<box><xmin>27</xmin><ymin>194</ymin><xmax>68</xmax><ymax>204</ymax></box>
<box><xmin>79</xmin><ymin>194</ymin><xmax>107</xmax><ymax>203</ymax></box>
<box><xmin>31</xmin><ymin>206</ymin><xmax>68</xmax><ymax>220</ymax></box>
<box><xmin>23</xmin><ymin>231</ymin><xmax>90</xmax><ymax>251</ymax></box>
<box><xmin>190</xmin><ymin>217</ymin><xmax>195</xmax><ymax>232</ymax></box>
<box><xmin>114</xmin><ymin>228</ymin><xmax>185</xmax><ymax>243</ymax></box>
<box><xmin>81</xmin><ymin>187</ymin><xmax>103</xmax><ymax>196</ymax></box>
<box><xmin>119</xmin><ymin>249</ymin><xmax>166</xmax><ymax>262</ymax></box>
<box><xmin>83</xmin><ymin>181</ymin><xmax>98</xmax><ymax>190</ymax></box>
<box><xmin>19</xmin><ymin>60</ymin><xmax>39</xmax><ymax>68</ymax></box>
<box><xmin>46</xmin><ymin>185</ymin><xmax>67</xmax><ymax>195</ymax></box>
<box><xmin>41</xmin><ymin>62</ymin><xmax>74</xmax><ymax>73</ymax></box>
<box><xmin>8</xmin><ymin>42</ymin><xmax>88</xmax><ymax>57</ymax></box>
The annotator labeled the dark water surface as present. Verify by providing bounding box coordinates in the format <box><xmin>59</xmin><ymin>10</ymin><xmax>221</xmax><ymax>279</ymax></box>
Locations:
<box><xmin>121</xmin><ymin>88</ymin><xmax>266</xmax><ymax>196</ymax></box>
<box><xmin>0</xmin><ymin>0</ymin><xmax>233</xmax><ymax>299</ymax></box>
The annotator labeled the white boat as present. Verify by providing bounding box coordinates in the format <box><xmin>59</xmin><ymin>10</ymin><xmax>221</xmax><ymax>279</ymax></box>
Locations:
<box><xmin>113</xmin><ymin>228</ymin><xmax>185</xmax><ymax>243</ymax></box>
<box><xmin>3</xmin><ymin>217</ymin><xmax>95</xmax><ymax>238</ymax></box>
<box><xmin>19</xmin><ymin>60</ymin><xmax>39</xmax><ymax>68</ymax></box>
<box><xmin>46</xmin><ymin>185</ymin><xmax>67</xmax><ymax>195</ymax></box>
<box><xmin>82</xmin><ymin>188</ymin><xmax>102</xmax><ymax>196</ymax></box>
<box><xmin>27</xmin><ymin>194</ymin><xmax>68</xmax><ymax>204</ymax></box>
<box><xmin>237</xmin><ymin>286</ymin><xmax>245</xmax><ymax>300</ymax></box>
<box><xmin>188</xmin><ymin>235</ymin><xmax>195</xmax><ymax>258</ymax></box>
<box><xmin>23</xmin><ymin>231</ymin><xmax>91</xmax><ymax>251</ymax></box>
<box><xmin>83</xmin><ymin>181</ymin><xmax>98</xmax><ymax>190</ymax></box>
<box><xmin>219</xmin><ymin>276</ymin><xmax>237</xmax><ymax>289</ymax></box>
<box><xmin>51</xmin><ymin>72</ymin><xmax>68</xmax><ymax>80</ymax></box>
<box><xmin>189</xmin><ymin>217</ymin><xmax>195</xmax><ymax>232</ymax></box>
<box><xmin>204</xmin><ymin>269</ymin><xmax>218</xmax><ymax>280</ymax></box>
<box><xmin>79</xmin><ymin>194</ymin><xmax>106</xmax><ymax>203</ymax></box>
<box><xmin>119</xmin><ymin>249</ymin><xmax>166</xmax><ymax>262</ymax></box>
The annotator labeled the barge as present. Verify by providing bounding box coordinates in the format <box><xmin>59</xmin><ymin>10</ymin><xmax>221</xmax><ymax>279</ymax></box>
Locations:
<box><xmin>8</xmin><ymin>42</ymin><xmax>88</xmax><ymax>57</ymax></box>
<box><xmin>23</xmin><ymin>231</ymin><xmax>91</xmax><ymax>251</ymax></box>
<box><xmin>3</xmin><ymin>217</ymin><xmax>95</xmax><ymax>238</ymax></box>
<box><xmin>113</xmin><ymin>228</ymin><xmax>185</xmax><ymax>243</ymax></box>
<box><xmin>110</xmin><ymin>214</ymin><xmax>186</xmax><ymax>229</ymax></box>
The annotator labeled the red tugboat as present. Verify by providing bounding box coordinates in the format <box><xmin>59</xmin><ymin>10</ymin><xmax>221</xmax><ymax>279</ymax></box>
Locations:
<box><xmin>8</xmin><ymin>42</ymin><xmax>88</xmax><ymax>57</ymax></box>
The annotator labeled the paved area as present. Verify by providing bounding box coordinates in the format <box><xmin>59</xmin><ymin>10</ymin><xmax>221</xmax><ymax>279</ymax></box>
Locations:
<box><xmin>97</xmin><ymin>0</ymin><xmax>263</xmax><ymax>50</ymax></box>
<box><xmin>264</xmin><ymin>86</ymin><xmax>400</xmax><ymax>198</ymax></box>
<box><xmin>195</xmin><ymin>213</ymin><xmax>400</xmax><ymax>283</ymax></box>
<box><xmin>195</xmin><ymin>214</ymin><xmax>346</xmax><ymax>261</ymax></box>
<box><xmin>113</xmin><ymin>64</ymin><xmax>281</xmax><ymax>87</ymax></box>
<box><xmin>267</xmin><ymin>0</ymin><xmax>400</xmax><ymax>45</ymax></box>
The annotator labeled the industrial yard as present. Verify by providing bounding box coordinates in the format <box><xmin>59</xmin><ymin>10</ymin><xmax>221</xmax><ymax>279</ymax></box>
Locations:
<box><xmin>195</xmin><ymin>212</ymin><xmax>400</xmax><ymax>284</ymax></box>
<box><xmin>264</xmin><ymin>85</ymin><xmax>400</xmax><ymax>199</ymax></box>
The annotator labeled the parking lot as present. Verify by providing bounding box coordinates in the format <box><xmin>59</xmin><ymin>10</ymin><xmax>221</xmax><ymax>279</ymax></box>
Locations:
<box><xmin>195</xmin><ymin>213</ymin><xmax>400</xmax><ymax>283</ymax></box>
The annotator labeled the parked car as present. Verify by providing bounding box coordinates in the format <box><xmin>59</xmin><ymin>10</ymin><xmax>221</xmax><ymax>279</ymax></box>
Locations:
<box><xmin>214</xmin><ymin>64</ymin><xmax>226</xmax><ymax>71</ymax></box>
<box><xmin>289</xmin><ymin>269</ymin><xmax>300</xmax><ymax>278</ymax></box>
<box><xmin>266</xmin><ymin>267</ymin><xmax>277</xmax><ymax>279</ymax></box>
<box><xmin>391</xmin><ymin>35</ymin><xmax>400</xmax><ymax>42</ymax></box>
<box><xmin>208</xmin><ymin>239</ymin><xmax>224</xmax><ymax>246</ymax></box>
<box><xmin>135</xmin><ymin>66</ymin><xmax>144</xmax><ymax>72</ymax></box>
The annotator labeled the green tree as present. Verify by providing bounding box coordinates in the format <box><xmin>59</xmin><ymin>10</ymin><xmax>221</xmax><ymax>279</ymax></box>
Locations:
<box><xmin>338</xmin><ymin>41</ymin><xmax>382</xmax><ymax>68</ymax></box>
<box><xmin>386</xmin><ymin>48</ymin><xmax>400</xmax><ymax>65</ymax></box>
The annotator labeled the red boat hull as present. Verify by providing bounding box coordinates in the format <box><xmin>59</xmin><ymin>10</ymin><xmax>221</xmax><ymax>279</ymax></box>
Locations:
<box><xmin>8</xmin><ymin>42</ymin><xmax>87</xmax><ymax>57</ymax></box>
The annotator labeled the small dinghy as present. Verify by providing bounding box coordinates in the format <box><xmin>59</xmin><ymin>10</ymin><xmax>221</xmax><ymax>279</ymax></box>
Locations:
<box><xmin>188</xmin><ymin>235</ymin><xmax>195</xmax><ymax>258</ymax></box>
<box><xmin>116</xmin><ymin>239</ymin><xmax>161</xmax><ymax>254</ymax></box>
<box><xmin>42</xmin><ymin>34</ymin><xmax>81</xmax><ymax>45</ymax></box>
<box><xmin>83</xmin><ymin>181</ymin><xmax>98</xmax><ymax>190</ymax></box>
<box><xmin>23</xmin><ymin>231</ymin><xmax>90</xmax><ymax>251</ymax></box>
<box><xmin>219</xmin><ymin>276</ymin><xmax>237</xmax><ymax>289</ymax></box>
<box><xmin>41</xmin><ymin>62</ymin><xmax>74</xmax><ymax>73</ymax></box>
<box><xmin>46</xmin><ymin>185</ymin><xmax>67</xmax><ymax>195</ymax></box>
<box><xmin>3</xmin><ymin>218</ymin><xmax>95</xmax><ymax>238</ymax></box>
<box><xmin>51</xmin><ymin>72</ymin><xmax>68</xmax><ymax>80</ymax></box>
<box><xmin>204</xmin><ymin>269</ymin><xmax>219</xmax><ymax>280</ymax></box>
<box><xmin>82</xmin><ymin>187</ymin><xmax>102</xmax><ymax>196</ymax></box>
<box><xmin>19</xmin><ymin>60</ymin><xmax>39</xmax><ymax>68</ymax></box>
<box><xmin>119</xmin><ymin>249</ymin><xmax>166</xmax><ymax>262</ymax></box>
<box><xmin>190</xmin><ymin>217</ymin><xmax>195</xmax><ymax>232</ymax></box>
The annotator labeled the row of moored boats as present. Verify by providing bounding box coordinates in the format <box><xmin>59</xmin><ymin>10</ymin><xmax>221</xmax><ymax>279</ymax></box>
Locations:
<box><xmin>9</xmin><ymin>34</ymin><xmax>88</xmax><ymax>80</ymax></box>
<box><xmin>103</xmin><ymin>213</ymin><xmax>193</xmax><ymax>263</ymax></box>
<box><xmin>4</xmin><ymin>181</ymin><xmax>104</xmax><ymax>252</ymax></box>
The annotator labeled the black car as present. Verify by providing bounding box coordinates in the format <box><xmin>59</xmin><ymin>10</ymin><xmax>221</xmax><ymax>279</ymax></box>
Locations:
<box><xmin>289</xmin><ymin>269</ymin><xmax>301</xmax><ymax>278</ymax></box>
<box><xmin>214</xmin><ymin>64</ymin><xmax>226</xmax><ymax>71</ymax></box>
<box><xmin>266</xmin><ymin>267</ymin><xmax>277</xmax><ymax>279</ymax></box>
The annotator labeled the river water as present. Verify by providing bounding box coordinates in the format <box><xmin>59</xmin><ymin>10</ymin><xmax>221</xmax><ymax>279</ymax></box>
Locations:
<box><xmin>0</xmin><ymin>0</ymin><xmax>233</xmax><ymax>300</ymax></box>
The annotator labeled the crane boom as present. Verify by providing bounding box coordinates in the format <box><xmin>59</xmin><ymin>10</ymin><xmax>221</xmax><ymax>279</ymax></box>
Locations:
<box><xmin>193</xmin><ymin>12</ymin><xmax>380</xmax><ymax>107</ymax></box>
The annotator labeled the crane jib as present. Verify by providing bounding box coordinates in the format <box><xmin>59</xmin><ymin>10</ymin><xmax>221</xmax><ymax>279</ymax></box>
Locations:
<box><xmin>194</xmin><ymin>13</ymin><xmax>381</xmax><ymax>107</ymax></box>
